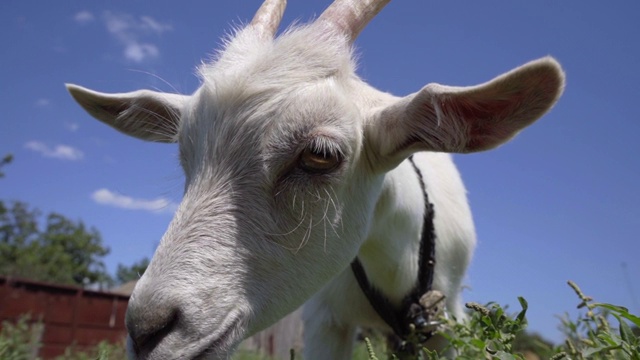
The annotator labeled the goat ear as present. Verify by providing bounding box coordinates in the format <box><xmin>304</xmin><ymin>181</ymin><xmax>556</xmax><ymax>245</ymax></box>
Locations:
<box><xmin>367</xmin><ymin>57</ymin><xmax>565</xmax><ymax>170</ymax></box>
<box><xmin>66</xmin><ymin>84</ymin><xmax>188</xmax><ymax>143</ymax></box>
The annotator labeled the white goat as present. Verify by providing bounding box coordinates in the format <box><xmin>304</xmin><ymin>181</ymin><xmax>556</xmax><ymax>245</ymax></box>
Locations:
<box><xmin>67</xmin><ymin>1</ymin><xmax>564</xmax><ymax>359</ymax></box>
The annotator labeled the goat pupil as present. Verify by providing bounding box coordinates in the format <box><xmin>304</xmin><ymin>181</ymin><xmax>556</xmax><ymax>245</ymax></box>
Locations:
<box><xmin>312</xmin><ymin>149</ymin><xmax>328</xmax><ymax>160</ymax></box>
<box><xmin>300</xmin><ymin>146</ymin><xmax>339</xmax><ymax>174</ymax></box>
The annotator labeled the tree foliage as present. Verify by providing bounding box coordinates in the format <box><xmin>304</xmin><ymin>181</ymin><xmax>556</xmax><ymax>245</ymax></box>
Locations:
<box><xmin>0</xmin><ymin>153</ymin><xmax>148</xmax><ymax>288</ymax></box>
<box><xmin>116</xmin><ymin>257</ymin><xmax>149</xmax><ymax>285</ymax></box>
<box><xmin>0</xmin><ymin>201</ymin><xmax>112</xmax><ymax>287</ymax></box>
<box><xmin>0</xmin><ymin>153</ymin><xmax>12</xmax><ymax>178</ymax></box>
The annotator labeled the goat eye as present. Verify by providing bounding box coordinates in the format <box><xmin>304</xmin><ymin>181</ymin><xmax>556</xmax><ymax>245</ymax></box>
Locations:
<box><xmin>299</xmin><ymin>147</ymin><xmax>341</xmax><ymax>174</ymax></box>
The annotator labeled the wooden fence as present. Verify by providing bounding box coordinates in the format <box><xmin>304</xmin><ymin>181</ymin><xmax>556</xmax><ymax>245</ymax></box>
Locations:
<box><xmin>0</xmin><ymin>276</ymin><xmax>129</xmax><ymax>358</ymax></box>
<box><xmin>240</xmin><ymin>307</ymin><xmax>304</xmax><ymax>358</ymax></box>
<box><xmin>0</xmin><ymin>276</ymin><xmax>304</xmax><ymax>359</ymax></box>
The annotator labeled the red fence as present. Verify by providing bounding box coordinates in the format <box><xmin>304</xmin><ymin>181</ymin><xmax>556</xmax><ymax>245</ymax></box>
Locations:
<box><xmin>1</xmin><ymin>276</ymin><xmax>306</xmax><ymax>358</ymax></box>
<box><xmin>0</xmin><ymin>276</ymin><xmax>129</xmax><ymax>358</ymax></box>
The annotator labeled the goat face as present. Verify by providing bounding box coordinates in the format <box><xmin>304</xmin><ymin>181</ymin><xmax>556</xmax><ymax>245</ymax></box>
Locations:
<box><xmin>69</xmin><ymin>24</ymin><xmax>384</xmax><ymax>358</ymax></box>
<box><xmin>124</xmin><ymin>86</ymin><xmax>375</xmax><ymax>358</ymax></box>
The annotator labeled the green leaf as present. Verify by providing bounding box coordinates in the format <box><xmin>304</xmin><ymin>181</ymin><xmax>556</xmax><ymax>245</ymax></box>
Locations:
<box><xmin>615</xmin><ymin>314</ymin><xmax>638</xmax><ymax>345</ymax></box>
<box><xmin>594</xmin><ymin>303</ymin><xmax>640</xmax><ymax>328</ymax></box>
<box><xmin>516</xmin><ymin>297</ymin><xmax>528</xmax><ymax>324</ymax></box>
<box><xmin>581</xmin><ymin>343</ymin><xmax>622</xmax><ymax>357</ymax></box>
<box><xmin>482</xmin><ymin>317</ymin><xmax>493</xmax><ymax>328</ymax></box>
<box><xmin>596</xmin><ymin>332</ymin><xmax>620</xmax><ymax>347</ymax></box>
<box><xmin>469</xmin><ymin>338</ymin><xmax>486</xmax><ymax>350</ymax></box>
<box><xmin>492</xmin><ymin>350</ymin><xmax>518</xmax><ymax>360</ymax></box>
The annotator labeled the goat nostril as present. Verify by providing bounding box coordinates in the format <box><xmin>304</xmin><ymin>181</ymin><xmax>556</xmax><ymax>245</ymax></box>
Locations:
<box><xmin>126</xmin><ymin>304</ymin><xmax>178</xmax><ymax>354</ymax></box>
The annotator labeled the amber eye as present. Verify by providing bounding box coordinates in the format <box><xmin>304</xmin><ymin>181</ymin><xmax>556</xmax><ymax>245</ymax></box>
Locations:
<box><xmin>299</xmin><ymin>146</ymin><xmax>341</xmax><ymax>174</ymax></box>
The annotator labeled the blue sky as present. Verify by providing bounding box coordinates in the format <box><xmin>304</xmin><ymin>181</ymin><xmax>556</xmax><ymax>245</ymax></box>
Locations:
<box><xmin>1</xmin><ymin>0</ymin><xmax>639</xmax><ymax>343</ymax></box>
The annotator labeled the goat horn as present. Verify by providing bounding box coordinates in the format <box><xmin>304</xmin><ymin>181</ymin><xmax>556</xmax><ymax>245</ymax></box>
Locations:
<box><xmin>250</xmin><ymin>0</ymin><xmax>287</xmax><ymax>39</ymax></box>
<box><xmin>318</xmin><ymin>0</ymin><xmax>391</xmax><ymax>43</ymax></box>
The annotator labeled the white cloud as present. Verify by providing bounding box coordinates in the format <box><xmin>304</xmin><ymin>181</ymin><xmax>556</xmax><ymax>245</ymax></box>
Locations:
<box><xmin>104</xmin><ymin>12</ymin><xmax>130</xmax><ymax>34</ymax></box>
<box><xmin>91</xmin><ymin>188</ymin><xmax>178</xmax><ymax>214</ymax></box>
<box><xmin>74</xmin><ymin>11</ymin><xmax>95</xmax><ymax>24</ymax></box>
<box><xmin>35</xmin><ymin>98</ymin><xmax>50</xmax><ymax>107</ymax></box>
<box><xmin>102</xmin><ymin>12</ymin><xmax>172</xmax><ymax>63</ymax></box>
<box><xmin>124</xmin><ymin>43</ymin><xmax>159</xmax><ymax>63</ymax></box>
<box><xmin>24</xmin><ymin>141</ymin><xmax>84</xmax><ymax>161</ymax></box>
<box><xmin>65</xmin><ymin>122</ymin><xmax>80</xmax><ymax>132</ymax></box>
<box><xmin>139</xmin><ymin>16</ymin><xmax>173</xmax><ymax>34</ymax></box>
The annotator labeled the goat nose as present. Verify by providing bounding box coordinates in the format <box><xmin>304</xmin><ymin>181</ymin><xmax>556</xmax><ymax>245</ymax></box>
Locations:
<box><xmin>125</xmin><ymin>290</ymin><xmax>178</xmax><ymax>355</ymax></box>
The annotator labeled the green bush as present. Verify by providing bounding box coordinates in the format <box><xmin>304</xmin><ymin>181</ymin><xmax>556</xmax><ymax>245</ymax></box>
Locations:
<box><xmin>556</xmin><ymin>281</ymin><xmax>640</xmax><ymax>360</ymax></box>
<box><xmin>0</xmin><ymin>315</ymin><xmax>125</xmax><ymax>360</ymax></box>
<box><xmin>0</xmin><ymin>315</ymin><xmax>44</xmax><ymax>360</ymax></box>
<box><xmin>358</xmin><ymin>281</ymin><xmax>640</xmax><ymax>360</ymax></box>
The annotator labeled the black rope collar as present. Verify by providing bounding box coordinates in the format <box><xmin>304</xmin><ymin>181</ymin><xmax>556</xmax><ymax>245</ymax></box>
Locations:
<box><xmin>351</xmin><ymin>155</ymin><xmax>444</xmax><ymax>345</ymax></box>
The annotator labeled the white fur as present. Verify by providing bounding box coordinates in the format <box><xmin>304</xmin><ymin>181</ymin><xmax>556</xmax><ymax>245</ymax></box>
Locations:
<box><xmin>66</xmin><ymin>2</ymin><xmax>564</xmax><ymax>359</ymax></box>
<box><xmin>302</xmin><ymin>152</ymin><xmax>475</xmax><ymax>358</ymax></box>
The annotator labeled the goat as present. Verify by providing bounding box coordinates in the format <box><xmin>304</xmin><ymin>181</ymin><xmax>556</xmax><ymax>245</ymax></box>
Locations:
<box><xmin>67</xmin><ymin>0</ymin><xmax>564</xmax><ymax>359</ymax></box>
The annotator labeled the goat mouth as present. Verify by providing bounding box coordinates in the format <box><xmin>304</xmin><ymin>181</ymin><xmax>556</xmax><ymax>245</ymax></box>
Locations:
<box><xmin>192</xmin><ymin>316</ymin><xmax>242</xmax><ymax>359</ymax></box>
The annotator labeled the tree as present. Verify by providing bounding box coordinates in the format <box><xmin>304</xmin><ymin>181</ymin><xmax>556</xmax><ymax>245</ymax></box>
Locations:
<box><xmin>0</xmin><ymin>202</ymin><xmax>40</xmax><ymax>275</ymax></box>
<box><xmin>0</xmin><ymin>201</ymin><xmax>112</xmax><ymax>287</ymax></box>
<box><xmin>0</xmin><ymin>153</ymin><xmax>12</xmax><ymax>178</ymax></box>
<box><xmin>116</xmin><ymin>257</ymin><xmax>149</xmax><ymax>285</ymax></box>
<box><xmin>0</xmin><ymin>155</ymin><xmax>113</xmax><ymax>287</ymax></box>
